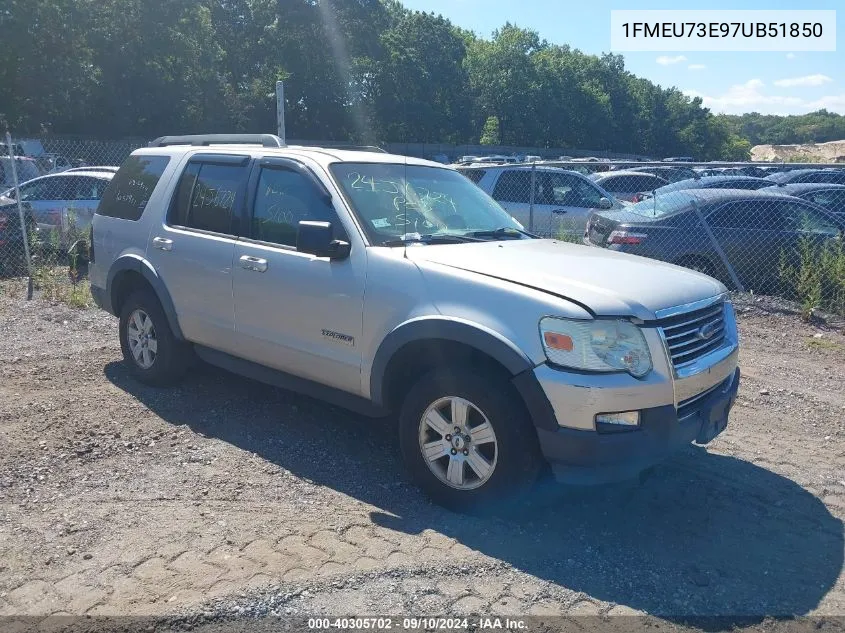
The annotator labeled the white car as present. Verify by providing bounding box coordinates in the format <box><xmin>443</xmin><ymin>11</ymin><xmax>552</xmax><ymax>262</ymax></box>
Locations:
<box><xmin>1</xmin><ymin>171</ymin><xmax>114</xmax><ymax>249</ymax></box>
<box><xmin>459</xmin><ymin>165</ymin><xmax>624</xmax><ymax>237</ymax></box>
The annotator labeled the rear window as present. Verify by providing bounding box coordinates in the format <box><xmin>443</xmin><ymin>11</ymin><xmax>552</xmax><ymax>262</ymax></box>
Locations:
<box><xmin>628</xmin><ymin>192</ymin><xmax>696</xmax><ymax>217</ymax></box>
<box><xmin>97</xmin><ymin>155</ymin><xmax>171</xmax><ymax>220</ymax></box>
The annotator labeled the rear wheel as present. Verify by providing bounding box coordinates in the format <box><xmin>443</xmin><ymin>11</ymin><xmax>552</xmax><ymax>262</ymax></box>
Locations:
<box><xmin>398</xmin><ymin>367</ymin><xmax>542</xmax><ymax>512</ymax></box>
<box><xmin>119</xmin><ymin>289</ymin><xmax>188</xmax><ymax>386</ymax></box>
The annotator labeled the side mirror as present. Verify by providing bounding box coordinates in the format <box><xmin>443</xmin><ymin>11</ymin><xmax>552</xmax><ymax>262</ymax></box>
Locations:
<box><xmin>296</xmin><ymin>221</ymin><xmax>350</xmax><ymax>260</ymax></box>
<box><xmin>598</xmin><ymin>197</ymin><xmax>613</xmax><ymax>209</ymax></box>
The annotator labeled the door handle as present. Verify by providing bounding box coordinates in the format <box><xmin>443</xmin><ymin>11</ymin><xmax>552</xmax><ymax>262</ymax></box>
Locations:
<box><xmin>152</xmin><ymin>236</ymin><xmax>173</xmax><ymax>251</ymax></box>
<box><xmin>239</xmin><ymin>255</ymin><xmax>268</xmax><ymax>272</ymax></box>
<box><xmin>551</xmin><ymin>208</ymin><xmax>568</xmax><ymax>214</ymax></box>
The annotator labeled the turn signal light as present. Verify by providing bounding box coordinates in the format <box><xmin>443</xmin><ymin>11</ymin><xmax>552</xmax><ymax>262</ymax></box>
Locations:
<box><xmin>543</xmin><ymin>331</ymin><xmax>573</xmax><ymax>352</ymax></box>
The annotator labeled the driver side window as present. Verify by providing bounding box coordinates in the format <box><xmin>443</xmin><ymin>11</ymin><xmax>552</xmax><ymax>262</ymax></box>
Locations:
<box><xmin>252</xmin><ymin>167</ymin><xmax>339</xmax><ymax>247</ymax></box>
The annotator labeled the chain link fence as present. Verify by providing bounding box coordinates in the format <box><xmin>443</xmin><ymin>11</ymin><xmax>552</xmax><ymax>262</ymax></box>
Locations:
<box><xmin>1</xmin><ymin>136</ymin><xmax>145</xmax><ymax>305</ymax></box>
<box><xmin>1</xmin><ymin>136</ymin><xmax>844</xmax><ymax>318</ymax></box>
<box><xmin>457</xmin><ymin>160</ymin><xmax>845</xmax><ymax>317</ymax></box>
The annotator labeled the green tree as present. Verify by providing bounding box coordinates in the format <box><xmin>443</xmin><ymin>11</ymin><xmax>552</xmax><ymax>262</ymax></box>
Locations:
<box><xmin>479</xmin><ymin>116</ymin><xmax>500</xmax><ymax>145</ymax></box>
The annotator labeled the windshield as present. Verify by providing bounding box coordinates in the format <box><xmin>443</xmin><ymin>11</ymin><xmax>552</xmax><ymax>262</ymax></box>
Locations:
<box><xmin>627</xmin><ymin>191</ymin><xmax>697</xmax><ymax>217</ymax></box>
<box><xmin>330</xmin><ymin>163</ymin><xmax>523</xmax><ymax>245</ymax></box>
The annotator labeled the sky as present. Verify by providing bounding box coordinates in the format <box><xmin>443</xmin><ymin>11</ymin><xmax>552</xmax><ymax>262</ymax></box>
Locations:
<box><xmin>399</xmin><ymin>0</ymin><xmax>844</xmax><ymax>116</ymax></box>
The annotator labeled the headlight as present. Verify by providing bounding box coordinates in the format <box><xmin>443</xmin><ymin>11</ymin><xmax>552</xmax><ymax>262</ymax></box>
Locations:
<box><xmin>539</xmin><ymin>317</ymin><xmax>653</xmax><ymax>378</ymax></box>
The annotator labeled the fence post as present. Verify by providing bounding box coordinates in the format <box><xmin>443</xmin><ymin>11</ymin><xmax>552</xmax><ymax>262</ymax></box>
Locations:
<box><xmin>529</xmin><ymin>162</ymin><xmax>536</xmax><ymax>233</ymax></box>
<box><xmin>6</xmin><ymin>132</ymin><xmax>34</xmax><ymax>299</ymax></box>
<box><xmin>275</xmin><ymin>81</ymin><xmax>286</xmax><ymax>144</ymax></box>
<box><xmin>692</xmin><ymin>201</ymin><xmax>745</xmax><ymax>292</ymax></box>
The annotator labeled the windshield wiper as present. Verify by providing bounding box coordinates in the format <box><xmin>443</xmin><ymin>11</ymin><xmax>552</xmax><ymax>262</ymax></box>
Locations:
<box><xmin>381</xmin><ymin>233</ymin><xmax>485</xmax><ymax>247</ymax></box>
<box><xmin>466</xmin><ymin>227</ymin><xmax>538</xmax><ymax>240</ymax></box>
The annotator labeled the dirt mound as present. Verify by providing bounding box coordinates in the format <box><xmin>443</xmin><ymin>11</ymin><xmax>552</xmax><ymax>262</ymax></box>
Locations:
<box><xmin>752</xmin><ymin>139</ymin><xmax>845</xmax><ymax>163</ymax></box>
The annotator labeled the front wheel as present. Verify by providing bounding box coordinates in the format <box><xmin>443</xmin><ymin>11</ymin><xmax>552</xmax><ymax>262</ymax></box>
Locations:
<box><xmin>398</xmin><ymin>367</ymin><xmax>542</xmax><ymax>512</ymax></box>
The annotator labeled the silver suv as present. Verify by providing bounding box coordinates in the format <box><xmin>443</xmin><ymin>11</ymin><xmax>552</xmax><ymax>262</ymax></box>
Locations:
<box><xmin>89</xmin><ymin>135</ymin><xmax>740</xmax><ymax>511</ymax></box>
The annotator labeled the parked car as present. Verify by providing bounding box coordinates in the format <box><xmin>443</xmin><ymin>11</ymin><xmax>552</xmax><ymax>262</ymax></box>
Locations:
<box><xmin>584</xmin><ymin>188</ymin><xmax>845</xmax><ymax>291</ymax></box>
<box><xmin>89</xmin><ymin>133</ymin><xmax>739</xmax><ymax>510</ymax></box>
<box><xmin>662</xmin><ymin>156</ymin><xmax>695</xmax><ymax>162</ymax></box>
<box><xmin>637</xmin><ymin>175</ymin><xmax>772</xmax><ymax>201</ymax></box>
<box><xmin>760</xmin><ymin>183</ymin><xmax>845</xmax><ymax>218</ymax></box>
<box><xmin>694</xmin><ymin>167</ymin><xmax>748</xmax><ymax>177</ymax></box>
<box><xmin>0</xmin><ymin>156</ymin><xmax>41</xmax><ymax>188</ymax></box>
<box><xmin>733</xmin><ymin>165</ymin><xmax>770</xmax><ymax>178</ymax></box>
<box><xmin>460</xmin><ymin>165</ymin><xmax>624</xmax><ymax>237</ymax></box>
<box><xmin>626</xmin><ymin>165</ymin><xmax>698</xmax><ymax>183</ymax></box>
<box><xmin>1</xmin><ymin>171</ymin><xmax>114</xmax><ymax>250</ymax></box>
<box><xmin>0</xmin><ymin>142</ymin><xmax>26</xmax><ymax>157</ymax></box>
<box><xmin>765</xmin><ymin>168</ymin><xmax>845</xmax><ymax>185</ymax></box>
<box><xmin>474</xmin><ymin>155</ymin><xmax>519</xmax><ymax>165</ymax></box>
<box><xmin>0</xmin><ymin>196</ymin><xmax>39</xmax><ymax>276</ymax></box>
<box><xmin>590</xmin><ymin>171</ymin><xmax>669</xmax><ymax>202</ymax></box>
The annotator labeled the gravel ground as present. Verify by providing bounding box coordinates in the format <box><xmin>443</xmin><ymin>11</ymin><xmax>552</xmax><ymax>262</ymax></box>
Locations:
<box><xmin>1</xmin><ymin>284</ymin><xmax>844</xmax><ymax>624</ymax></box>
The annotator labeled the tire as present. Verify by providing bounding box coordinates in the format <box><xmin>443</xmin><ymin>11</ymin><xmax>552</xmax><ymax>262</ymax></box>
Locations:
<box><xmin>119</xmin><ymin>288</ymin><xmax>188</xmax><ymax>386</ymax></box>
<box><xmin>398</xmin><ymin>367</ymin><xmax>542</xmax><ymax>512</ymax></box>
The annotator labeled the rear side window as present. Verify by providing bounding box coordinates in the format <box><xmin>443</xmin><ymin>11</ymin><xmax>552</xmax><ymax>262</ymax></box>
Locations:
<box><xmin>492</xmin><ymin>171</ymin><xmax>532</xmax><ymax>203</ymax></box>
<box><xmin>707</xmin><ymin>201</ymin><xmax>766</xmax><ymax>230</ymax></box>
<box><xmin>98</xmin><ymin>155</ymin><xmax>171</xmax><ymax>220</ymax></box>
<box><xmin>804</xmin><ymin>189</ymin><xmax>845</xmax><ymax>211</ymax></box>
<box><xmin>169</xmin><ymin>161</ymin><xmax>249</xmax><ymax>234</ymax></box>
<box><xmin>459</xmin><ymin>169</ymin><xmax>486</xmax><ymax>184</ymax></box>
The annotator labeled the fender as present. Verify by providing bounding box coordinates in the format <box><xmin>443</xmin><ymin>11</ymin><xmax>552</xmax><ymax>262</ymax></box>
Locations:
<box><xmin>369</xmin><ymin>316</ymin><xmax>534</xmax><ymax>408</ymax></box>
<box><xmin>106</xmin><ymin>254</ymin><xmax>185</xmax><ymax>340</ymax></box>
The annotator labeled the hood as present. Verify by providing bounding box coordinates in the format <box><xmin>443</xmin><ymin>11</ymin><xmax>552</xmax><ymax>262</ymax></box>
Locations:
<box><xmin>405</xmin><ymin>239</ymin><xmax>725</xmax><ymax>321</ymax></box>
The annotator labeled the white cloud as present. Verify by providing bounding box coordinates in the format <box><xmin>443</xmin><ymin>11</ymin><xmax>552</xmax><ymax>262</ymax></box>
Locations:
<box><xmin>688</xmin><ymin>64</ymin><xmax>706</xmax><ymax>71</ymax></box>
<box><xmin>656</xmin><ymin>55</ymin><xmax>687</xmax><ymax>66</ymax></box>
<box><xmin>786</xmin><ymin>53</ymin><xmax>796</xmax><ymax>59</ymax></box>
<box><xmin>683</xmin><ymin>78</ymin><xmax>845</xmax><ymax>115</ymax></box>
<box><xmin>773</xmin><ymin>74</ymin><xmax>833</xmax><ymax>88</ymax></box>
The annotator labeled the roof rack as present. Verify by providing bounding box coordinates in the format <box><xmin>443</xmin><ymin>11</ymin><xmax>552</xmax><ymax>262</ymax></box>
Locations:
<box><xmin>287</xmin><ymin>142</ymin><xmax>388</xmax><ymax>154</ymax></box>
<box><xmin>342</xmin><ymin>145</ymin><xmax>388</xmax><ymax>154</ymax></box>
<box><xmin>148</xmin><ymin>134</ymin><xmax>285</xmax><ymax>148</ymax></box>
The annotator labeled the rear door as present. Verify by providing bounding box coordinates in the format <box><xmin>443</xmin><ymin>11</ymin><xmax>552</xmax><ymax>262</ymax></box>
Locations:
<box><xmin>538</xmin><ymin>171</ymin><xmax>609</xmax><ymax>238</ymax></box>
<box><xmin>705</xmin><ymin>200</ymin><xmax>777</xmax><ymax>288</ymax></box>
<box><xmin>145</xmin><ymin>154</ymin><xmax>250</xmax><ymax>353</ymax></box>
<box><xmin>490</xmin><ymin>170</ymin><xmax>538</xmax><ymax>232</ymax></box>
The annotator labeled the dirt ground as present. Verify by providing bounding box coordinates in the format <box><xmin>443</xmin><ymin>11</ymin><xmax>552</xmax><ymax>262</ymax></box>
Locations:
<box><xmin>1</xmin><ymin>285</ymin><xmax>843</xmax><ymax>622</ymax></box>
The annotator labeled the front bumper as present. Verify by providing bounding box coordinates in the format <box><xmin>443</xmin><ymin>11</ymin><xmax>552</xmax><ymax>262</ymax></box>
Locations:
<box><xmin>535</xmin><ymin>367</ymin><xmax>739</xmax><ymax>484</ymax></box>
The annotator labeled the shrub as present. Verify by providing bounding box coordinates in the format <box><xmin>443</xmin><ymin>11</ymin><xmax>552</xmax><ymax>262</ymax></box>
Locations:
<box><xmin>780</xmin><ymin>235</ymin><xmax>845</xmax><ymax>318</ymax></box>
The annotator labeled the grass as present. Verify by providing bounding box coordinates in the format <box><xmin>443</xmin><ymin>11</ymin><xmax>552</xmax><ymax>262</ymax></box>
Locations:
<box><xmin>555</xmin><ymin>218</ymin><xmax>586</xmax><ymax>244</ymax></box>
<box><xmin>806</xmin><ymin>337</ymin><xmax>843</xmax><ymax>352</ymax></box>
<box><xmin>779</xmin><ymin>234</ymin><xmax>845</xmax><ymax>319</ymax></box>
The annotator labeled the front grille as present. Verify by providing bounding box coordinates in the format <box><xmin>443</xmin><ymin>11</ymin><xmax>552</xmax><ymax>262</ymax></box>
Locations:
<box><xmin>656</xmin><ymin>301</ymin><xmax>727</xmax><ymax>369</ymax></box>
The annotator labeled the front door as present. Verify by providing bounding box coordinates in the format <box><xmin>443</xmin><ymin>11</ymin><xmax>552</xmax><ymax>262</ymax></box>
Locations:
<box><xmin>232</xmin><ymin>158</ymin><xmax>366</xmax><ymax>395</ymax></box>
